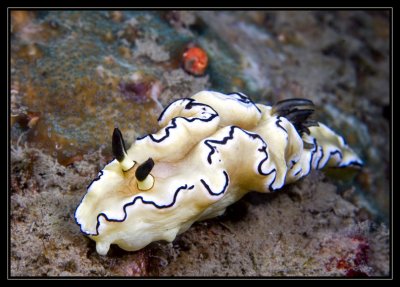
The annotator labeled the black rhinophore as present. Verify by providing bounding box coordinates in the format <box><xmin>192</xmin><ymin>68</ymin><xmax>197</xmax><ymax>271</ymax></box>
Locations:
<box><xmin>112</xmin><ymin>127</ymin><xmax>127</xmax><ymax>162</ymax></box>
<box><xmin>135</xmin><ymin>158</ymin><xmax>155</xmax><ymax>181</ymax></box>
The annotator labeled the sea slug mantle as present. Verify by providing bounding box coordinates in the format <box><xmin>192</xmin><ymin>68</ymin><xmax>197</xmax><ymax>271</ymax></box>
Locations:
<box><xmin>75</xmin><ymin>91</ymin><xmax>363</xmax><ymax>255</ymax></box>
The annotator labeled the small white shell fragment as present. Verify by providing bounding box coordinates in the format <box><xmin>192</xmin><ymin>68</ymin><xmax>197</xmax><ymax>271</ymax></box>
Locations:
<box><xmin>75</xmin><ymin>91</ymin><xmax>363</xmax><ymax>255</ymax></box>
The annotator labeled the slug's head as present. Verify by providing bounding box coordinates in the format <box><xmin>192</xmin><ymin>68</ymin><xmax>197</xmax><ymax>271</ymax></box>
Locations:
<box><xmin>75</xmin><ymin>128</ymin><xmax>158</xmax><ymax>242</ymax></box>
<box><xmin>112</xmin><ymin>127</ymin><xmax>155</xmax><ymax>191</ymax></box>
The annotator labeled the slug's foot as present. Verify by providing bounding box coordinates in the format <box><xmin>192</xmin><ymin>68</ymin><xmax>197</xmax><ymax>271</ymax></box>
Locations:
<box><xmin>272</xmin><ymin>98</ymin><xmax>319</xmax><ymax>135</ymax></box>
<box><xmin>96</xmin><ymin>241</ymin><xmax>111</xmax><ymax>256</ymax></box>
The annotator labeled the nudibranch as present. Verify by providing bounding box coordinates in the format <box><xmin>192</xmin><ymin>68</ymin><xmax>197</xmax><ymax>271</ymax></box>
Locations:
<box><xmin>75</xmin><ymin>91</ymin><xmax>363</xmax><ymax>255</ymax></box>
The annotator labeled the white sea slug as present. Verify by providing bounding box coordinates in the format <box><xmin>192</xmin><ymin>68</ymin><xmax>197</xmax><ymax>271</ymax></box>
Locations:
<box><xmin>75</xmin><ymin>91</ymin><xmax>363</xmax><ymax>255</ymax></box>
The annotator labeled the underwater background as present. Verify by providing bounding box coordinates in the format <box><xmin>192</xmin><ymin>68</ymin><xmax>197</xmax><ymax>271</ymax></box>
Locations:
<box><xmin>10</xmin><ymin>10</ymin><xmax>390</xmax><ymax>276</ymax></box>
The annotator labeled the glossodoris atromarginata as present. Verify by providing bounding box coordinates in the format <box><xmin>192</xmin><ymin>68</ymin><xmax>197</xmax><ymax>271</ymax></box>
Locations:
<box><xmin>75</xmin><ymin>91</ymin><xmax>363</xmax><ymax>255</ymax></box>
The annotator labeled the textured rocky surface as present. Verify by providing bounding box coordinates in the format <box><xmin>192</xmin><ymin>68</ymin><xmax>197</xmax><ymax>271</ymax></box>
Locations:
<box><xmin>10</xmin><ymin>10</ymin><xmax>390</xmax><ymax>277</ymax></box>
